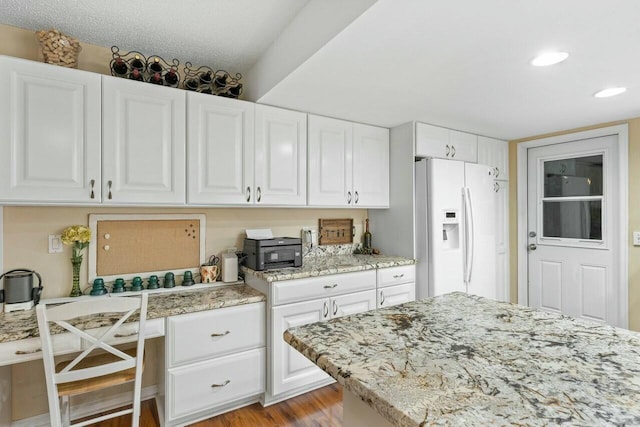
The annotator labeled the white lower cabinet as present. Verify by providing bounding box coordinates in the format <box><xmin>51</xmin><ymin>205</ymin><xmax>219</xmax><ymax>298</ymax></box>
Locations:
<box><xmin>377</xmin><ymin>265</ymin><xmax>416</xmax><ymax>308</ymax></box>
<box><xmin>163</xmin><ymin>302</ymin><xmax>266</xmax><ymax>426</ymax></box>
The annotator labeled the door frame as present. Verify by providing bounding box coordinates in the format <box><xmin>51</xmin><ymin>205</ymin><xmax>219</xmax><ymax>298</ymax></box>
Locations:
<box><xmin>516</xmin><ymin>124</ymin><xmax>629</xmax><ymax>328</ymax></box>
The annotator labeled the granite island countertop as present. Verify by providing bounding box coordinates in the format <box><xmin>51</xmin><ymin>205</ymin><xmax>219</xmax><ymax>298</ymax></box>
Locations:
<box><xmin>0</xmin><ymin>283</ymin><xmax>265</xmax><ymax>344</ymax></box>
<box><xmin>284</xmin><ymin>292</ymin><xmax>640</xmax><ymax>426</ymax></box>
<box><xmin>244</xmin><ymin>254</ymin><xmax>415</xmax><ymax>282</ymax></box>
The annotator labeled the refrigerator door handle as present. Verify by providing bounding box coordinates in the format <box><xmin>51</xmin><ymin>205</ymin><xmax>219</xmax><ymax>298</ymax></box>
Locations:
<box><xmin>465</xmin><ymin>187</ymin><xmax>475</xmax><ymax>285</ymax></box>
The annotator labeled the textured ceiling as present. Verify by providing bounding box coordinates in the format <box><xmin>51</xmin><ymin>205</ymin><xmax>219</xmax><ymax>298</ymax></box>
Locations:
<box><xmin>0</xmin><ymin>0</ymin><xmax>309</xmax><ymax>74</ymax></box>
<box><xmin>260</xmin><ymin>0</ymin><xmax>640</xmax><ymax>139</ymax></box>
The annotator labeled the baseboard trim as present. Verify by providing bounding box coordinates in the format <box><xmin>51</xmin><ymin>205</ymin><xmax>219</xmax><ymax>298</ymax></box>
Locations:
<box><xmin>12</xmin><ymin>385</ymin><xmax>158</xmax><ymax>427</ymax></box>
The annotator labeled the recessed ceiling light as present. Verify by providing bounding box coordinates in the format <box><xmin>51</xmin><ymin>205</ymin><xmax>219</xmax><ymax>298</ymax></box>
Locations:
<box><xmin>594</xmin><ymin>87</ymin><xmax>627</xmax><ymax>98</ymax></box>
<box><xmin>531</xmin><ymin>51</ymin><xmax>569</xmax><ymax>67</ymax></box>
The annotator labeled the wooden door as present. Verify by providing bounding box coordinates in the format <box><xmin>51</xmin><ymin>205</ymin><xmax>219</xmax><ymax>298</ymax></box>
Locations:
<box><xmin>0</xmin><ymin>56</ymin><xmax>101</xmax><ymax>202</ymax></box>
<box><xmin>102</xmin><ymin>76</ymin><xmax>185</xmax><ymax>204</ymax></box>
<box><xmin>254</xmin><ymin>105</ymin><xmax>307</xmax><ymax>205</ymax></box>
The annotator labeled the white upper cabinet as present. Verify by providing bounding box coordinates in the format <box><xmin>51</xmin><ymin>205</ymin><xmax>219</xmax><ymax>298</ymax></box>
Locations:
<box><xmin>0</xmin><ymin>55</ymin><xmax>101</xmax><ymax>203</ymax></box>
<box><xmin>102</xmin><ymin>76</ymin><xmax>186</xmax><ymax>204</ymax></box>
<box><xmin>254</xmin><ymin>105</ymin><xmax>307</xmax><ymax>205</ymax></box>
<box><xmin>352</xmin><ymin>123</ymin><xmax>389</xmax><ymax>207</ymax></box>
<box><xmin>187</xmin><ymin>92</ymin><xmax>255</xmax><ymax>205</ymax></box>
<box><xmin>308</xmin><ymin>115</ymin><xmax>353</xmax><ymax>206</ymax></box>
<box><xmin>477</xmin><ymin>136</ymin><xmax>509</xmax><ymax>180</ymax></box>
<box><xmin>416</xmin><ymin>123</ymin><xmax>477</xmax><ymax>163</ymax></box>
<box><xmin>308</xmin><ymin>115</ymin><xmax>389</xmax><ymax>208</ymax></box>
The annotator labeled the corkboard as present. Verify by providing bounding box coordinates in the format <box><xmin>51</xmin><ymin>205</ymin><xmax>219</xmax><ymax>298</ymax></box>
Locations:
<box><xmin>319</xmin><ymin>218</ymin><xmax>354</xmax><ymax>245</ymax></box>
<box><xmin>88</xmin><ymin>214</ymin><xmax>205</xmax><ymax>282</ymax></box>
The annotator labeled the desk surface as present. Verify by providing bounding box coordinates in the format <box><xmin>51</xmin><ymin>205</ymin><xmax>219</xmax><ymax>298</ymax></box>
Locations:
<box><xmin>0</xmin><ymin>283</ymin><xmax>265</xmax><ymax>344</ymax></box>
<box><xmin>285</xmin><ymin>292</ymin><xmax>640</xmax><ymax>427</ymax></box>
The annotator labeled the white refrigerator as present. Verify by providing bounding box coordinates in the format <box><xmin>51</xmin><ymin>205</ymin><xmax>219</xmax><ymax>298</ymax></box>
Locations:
<box><xmin>415</xmin><ymin>158</ymin><xmax>497</xmax><ymax>300</ymax></box>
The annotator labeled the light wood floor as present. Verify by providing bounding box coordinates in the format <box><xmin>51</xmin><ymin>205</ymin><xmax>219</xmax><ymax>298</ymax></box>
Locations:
<box><xmin>84</xmin><ymin>384</ymin><xmax>343</xmax><ymax>427</ymax></box>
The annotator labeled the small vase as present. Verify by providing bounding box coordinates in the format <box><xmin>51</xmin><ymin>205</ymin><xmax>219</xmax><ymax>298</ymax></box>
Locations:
<box><xmin>69</xmin><ymin>257</ymin><xmax>83</xmax><ymax>297</ymax></box>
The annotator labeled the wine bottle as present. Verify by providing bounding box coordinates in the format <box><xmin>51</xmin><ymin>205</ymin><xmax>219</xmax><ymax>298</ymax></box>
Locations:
<box><xmin>185</xmin><ymin>78</ymin><xmax>199</xmax><ymax>91</ymax></box>
<box><xmin>111</xmin><ymin>56</ymin><xmax>128</xmax><ymax>76</ymax></box>
<box><xmin>164</xmin><ymin>68</ymin><xmax>179</xmax><ymax>87</ymax></box>
<box><xmin>149</xmin><ymin>57</ymin><xmax>163</xmax><ymax>74</ymax></box>
<box><xmin>213</xmin><ymin>73</ymin><xmax>228</xmax><ymax>89</ymax></box>
<box><xmin>228</xmin><ymin>83</ymin><xmax>243</xmax><ymax>98</ymax></box>
<box><xmin>199</xmin><ymin>71</ymin><xmax>212</xmax><ymax>85</ymax></box>
<box><xmin>128</xmin><ymin>68</ymin><xmax>143</xmax><ymax>81</ymax></box>
<box><xmin>130</xmin><ymin>54</ymin><xmax>145</xmax><ymax>72</ymax></box>
<box><xmin>364</xmin><ymin>219</ymin><xmax>372</xmax><ymax>250</ymax></box>
<box><xmin>148</xmin><ymin>72</ymin><xmax>163</xmax><ymax>85</ymax></box>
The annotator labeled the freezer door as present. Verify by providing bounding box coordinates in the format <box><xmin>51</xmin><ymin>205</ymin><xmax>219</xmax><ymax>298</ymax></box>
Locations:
<box><xmin>427</xmin><ymin>159</ymin><xmax>465</xmax><ymax>296</ymax></box>
<box><xmin>464</xmin><ymin>163</ymin><xmax>497</xmax><ymax>299</ymax></box>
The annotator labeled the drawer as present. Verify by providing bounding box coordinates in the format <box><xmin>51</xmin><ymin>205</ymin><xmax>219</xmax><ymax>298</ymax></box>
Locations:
<box><xmin>272</xmin><ymin>270</ymin><xmax>376</xmax><ymax>306</ymax></box>
<box><xmin>377</xmin><ymin>265</ymin><xmax>415</xmax><ymax>288</ymax></box>
<box><xmin>82</xmin><ymin>318</ymin><xmax>165</xmax><ymax>349</ymax></box>
<box><xmin>167</xmin><ymin>347</ymin><xmax>265</xmax><ymax>420</ymax></box>
<box><xmin>0</xmin><ymin>333</ymin><xmax>80</xmax><ymax>367</ymax></box>
<box><xmin>167</xmin><ymin>302</ymin><xmax>265</xmax><ymax>367</ymax></box>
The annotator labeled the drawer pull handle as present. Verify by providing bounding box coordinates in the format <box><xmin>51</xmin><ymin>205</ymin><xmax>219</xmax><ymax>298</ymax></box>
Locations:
<box><xmin>211</xmin><ymin>331</ymin><xmax>231</xmax><ymax>337</ymax></box>
<box><xmin>15</xmin><ymin>348</ymin><xmax>41</xmax><ymax>355</ymax></box>
<box><xmin>211</xmin><ymin>380</ymin><xmax>231</xmax><ymax>388</ymax></box>
<box><xmin>393</xmin><ymin>274</ymin><xmax>404</xmax><ymax>279</ymax></box>
<box><xmin>332</xmin><ymin>300</ymin><xmax>338</xmax><ymax>316</ymax></box>
<box><xmin>107</xmin><ymin>180</ymin><xmax>113</xmax><ymax>200</ymax></box>
<box><xmin>90</xmin><ymin>179</ymin><xmax>95</xmax><ymax>199</ymax></box>
<box><xmin>445</xmin><ymin>145</ymin><xmax>450</xmax><ymax>156</ymax></box>
<box><xmin>324</xmin><ymin>284</ymin><xmax>338</xmax><ymax>289</ymax></box>
<box><xmin>114</xmin><ymin>331</ymin><xmax>138</xmax><ymax>338</ymax></box>
<box><xmin>380</xmin><ymin>290</ymin><xmax>385</xmax><ymax>306</ymax></box>
<box><xmin>323</xmin><ymin>301</ymin><xmax>329</xmax><ymax>318</ymax></box>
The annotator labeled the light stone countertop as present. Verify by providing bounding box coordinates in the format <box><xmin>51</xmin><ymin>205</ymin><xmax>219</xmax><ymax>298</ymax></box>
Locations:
<box><xmin>284</xmin><ymin>292</ymin><xmax>640</xmax><ymax>426</ymax></box>
<box><xmin>243</xmin><ymin>254</ymin><xmax>415</xmax><ymax>282</ymax></box>
<box><xmin>0</xmin><ymin>283</ymin><xmax>265</xmax><ymax>344</ymax></box>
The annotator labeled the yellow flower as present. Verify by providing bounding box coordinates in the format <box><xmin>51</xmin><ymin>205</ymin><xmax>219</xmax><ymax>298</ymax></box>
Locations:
<box><xmin>61</xmin><ymin>225</ymin><xmax>91</xmax><ymax>245</ymax></box>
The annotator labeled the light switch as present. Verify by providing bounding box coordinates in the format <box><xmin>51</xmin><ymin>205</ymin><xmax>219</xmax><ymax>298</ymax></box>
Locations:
<box><xmin>48</xmin><ymin>235</ymin><xmax>63</xmax><ymax>254</ymax></box>
<box><xmin>634</xmin><ymin>232</ymin><xmax>640</xmax><ymax>246</ymax></box>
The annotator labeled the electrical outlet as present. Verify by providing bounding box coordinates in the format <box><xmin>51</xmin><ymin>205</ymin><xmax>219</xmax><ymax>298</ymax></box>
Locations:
<box><xmin>48</xmin><ymin>234</ymin><xmax>63</xmax><ymax>253</ymax></box>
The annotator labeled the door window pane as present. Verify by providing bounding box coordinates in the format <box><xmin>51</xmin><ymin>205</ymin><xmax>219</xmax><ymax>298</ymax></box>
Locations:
<box><xmin>544</xmin><ymin>155</ymin><xmax>603</xmax><ymax>197</ymax></box>
<box><xmin>543</xmin><ymin>201</ymin><xmax>602</xmax><ymax>240</ymax></box>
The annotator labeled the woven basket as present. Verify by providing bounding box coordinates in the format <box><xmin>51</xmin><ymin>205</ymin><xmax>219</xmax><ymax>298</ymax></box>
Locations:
<box><xmin>36</xmin><ymin>29</ymin><xmax>82</xmax><ymax>68</ymax></box>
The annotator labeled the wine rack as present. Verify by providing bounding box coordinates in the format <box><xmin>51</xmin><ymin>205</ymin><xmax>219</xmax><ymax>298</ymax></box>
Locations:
<box><xmin>182</xmin><ymin>62</ymin><xmax>243</xmax><ymax>99</ymax></box>
<box><xmin>110</xmin><ymin>46</ymin><xmax>181</xmax><ymax>87</ymax></box>
<box><xmin>109</xmin><ymin>46</ymin><xmax>243</xmax><ymax>98</ymax></box>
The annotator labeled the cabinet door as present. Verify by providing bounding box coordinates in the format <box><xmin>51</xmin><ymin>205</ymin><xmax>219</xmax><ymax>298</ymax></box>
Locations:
<box><xmin>187</xmin><ymin>93</ymin><xmax>254</xmax><ymax>204</ymax></box>
<box><xmin>331</xmin><ymin>290</ymin><xmax>376</xmax><ymax>318</ymax></box>
<box><xmin>352</xmin><ymin>123</ymin><xmax>389</xmax><ymax>207</ymax></box>
<box><xmin>254</xmin><ymin>105</ymin><xmax>307</xmax><ymax>205</ymax></box>
<box><xmin>495</xmin><ymin>180</ymin><xmax>509</xmax><ymax>302</ymax></box>
<box><xmin>102</xmin><ymin>76</ymin><xmax>185</xmax><ymax>204</ymax></box>
<box><xmin>378</xmin><ymin>282</ymin><xmax>416</xmax><ymax>308</ymax></box>
<box><xmin>271</xmin><ymin>299</ymin><xmax>330</xmax><ymax>396</ymax></box>
<box><xmin>415</xmin><ymin>122</ymin><xmax>449</xmax><ymax>159</ymax></box>
<box><xmin>449</xmin><ymin>130</ymin><xmax>477</xmax><ymax>162</ymax></box>
<box><xmin>478</xmin><ymin>136</ymin><xmax>509</xmax><ymax>179</ymax></box>
<box><xmin>0</xmin><ymin>56</ymin><xmax>101</xmax><ymax>202</ymax></box>
<box><xmin>308</xmin><ymin>115</ymin><xmax>353</xmax><ymax>206</ymax></box>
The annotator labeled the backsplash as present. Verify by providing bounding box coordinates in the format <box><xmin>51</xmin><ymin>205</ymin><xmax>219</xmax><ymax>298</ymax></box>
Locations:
<box><xmin>303</xmin><ymin>243</ymin><xmax>361</xmax><ymax>257</ymax></box>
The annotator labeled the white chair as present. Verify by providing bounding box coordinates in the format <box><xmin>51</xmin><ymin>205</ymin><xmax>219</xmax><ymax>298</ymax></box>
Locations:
<box><xmin>36</xmin><ymin>294</ymin><xmax>149</xmax><ymax>427</ymax></box>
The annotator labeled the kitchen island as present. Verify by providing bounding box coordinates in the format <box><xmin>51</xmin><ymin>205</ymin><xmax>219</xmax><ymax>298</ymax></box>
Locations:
<box><xmin>284</xmin><ymin>292</ymin><xmax>640</xmax><ymax>426</ymax></box>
